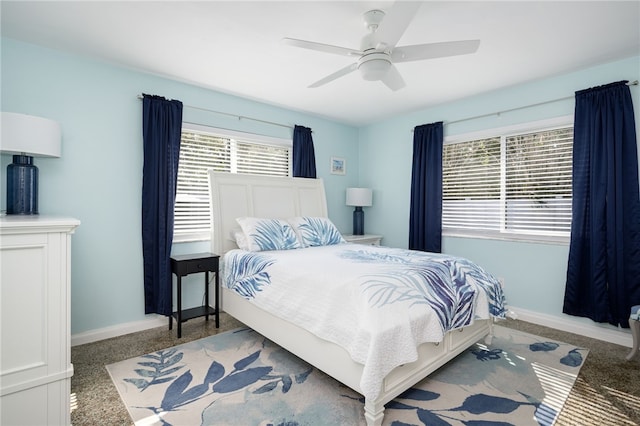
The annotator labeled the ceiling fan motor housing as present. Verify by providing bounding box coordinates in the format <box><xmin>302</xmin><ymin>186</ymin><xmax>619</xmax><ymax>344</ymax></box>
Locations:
<box><xmin>361</xmin><ymin>10</ymin><xmax>385</xmax><ymax>51</ymax></box>
<box><xmin>358</xmin><ymin>8</ymin><xmax>390</xmax><ymax>81</ymax></box>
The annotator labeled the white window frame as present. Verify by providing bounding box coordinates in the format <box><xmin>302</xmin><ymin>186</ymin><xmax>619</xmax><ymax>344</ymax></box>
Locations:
<box><xmin>442</xmin><ymin>115</ymin><xmax>574</xmax><ymax>244</ymax></box>
<box><xmin>174</xmin><ymin>123</ymin><xmax>292</xmax><ymax>243</ymax></box>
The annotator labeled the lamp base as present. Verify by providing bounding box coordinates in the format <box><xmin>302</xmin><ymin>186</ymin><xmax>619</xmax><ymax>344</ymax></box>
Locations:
<box><xmin>7</xmin><ymin>155</ymin><xmax>39</xmax><ymax>215</ymax></box>
<box><xmin>352</xmin><ymin>206</ymin><xmax>364</xmax><ymax>235</ymax></box>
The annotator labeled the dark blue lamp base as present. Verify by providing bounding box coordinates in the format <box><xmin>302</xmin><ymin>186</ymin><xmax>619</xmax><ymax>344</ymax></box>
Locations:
<box><xmin>353</xmin><ymin>206</ymin><xmax>364</xmax><ymax>235</ymax></box>
<box><xmin>7</xmin><ymin>155</ymin><xmax>39</xmax><ymax>215</ymax></box>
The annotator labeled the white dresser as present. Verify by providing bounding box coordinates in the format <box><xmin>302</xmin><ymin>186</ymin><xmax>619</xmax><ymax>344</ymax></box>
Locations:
<box><xmin>0</xmin><ymin>216</ymin><xmax>80</xmax><ymax>426</ymax></box>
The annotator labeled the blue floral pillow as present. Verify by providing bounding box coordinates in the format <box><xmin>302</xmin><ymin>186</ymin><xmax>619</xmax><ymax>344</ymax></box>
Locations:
<box><xmin>236</xmin><ymin>217</ymin><xmax>302</xmax><ymax>252</ymax></box>
<box><xmin>288</xmin><ymin>217</ymin><xmax>346</xmax><ymax>247</ymax></box>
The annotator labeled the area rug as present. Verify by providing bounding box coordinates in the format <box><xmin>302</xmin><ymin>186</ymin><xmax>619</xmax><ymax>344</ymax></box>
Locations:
<box><xmin>106</xmin><ymin>325</ymin><xmax>588</xmax><ymax>426</ymax></box>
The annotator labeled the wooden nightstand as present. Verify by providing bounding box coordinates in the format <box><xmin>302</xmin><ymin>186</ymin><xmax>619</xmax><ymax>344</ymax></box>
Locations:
<box><xmin>343</xmin><ymin>234</ymin><xmax>382</xmax><ymax>246</ymax></box>
<box><xmin>170</xmin><ymin>252</ymin><xmax>220</xmax><ymax>338</ymax></box>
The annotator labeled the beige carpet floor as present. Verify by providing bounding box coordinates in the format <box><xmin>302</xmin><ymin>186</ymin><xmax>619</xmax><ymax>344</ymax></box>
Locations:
<box><xmin>70</xmin><ymin>313</ymin><xmax>640</xmax><ymax>425</ymax></box>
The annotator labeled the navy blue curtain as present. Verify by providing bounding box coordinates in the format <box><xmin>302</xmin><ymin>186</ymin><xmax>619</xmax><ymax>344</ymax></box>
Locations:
<box><xmin>409</xmin><ymin>122</ymin><xmax>443</xmax><ymax>253</ymax></box>
<box><xmin>142</xmin><ymin>94</ymin><xmax>183</xmax><ymax>316</ymax></box>
<box><xmin>564</xmin><ymin>81</ymin><xmax>640</xmax><ymax>328</ymax></box>
<box><xmin>292</xmin><ymin>125</ymin><xmax>317</xmax><ymax>178</ymax></box>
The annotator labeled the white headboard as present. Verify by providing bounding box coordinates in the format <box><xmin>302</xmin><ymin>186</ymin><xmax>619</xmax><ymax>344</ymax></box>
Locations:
<box><xmin>208</xmin><ymin>171</ymin><xmax>328</xmax><ymax>254</ymax></box>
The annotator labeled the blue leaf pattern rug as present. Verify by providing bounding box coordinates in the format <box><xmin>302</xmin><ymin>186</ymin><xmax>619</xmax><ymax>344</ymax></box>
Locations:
<box><xmin>106</xmin><ymin>325</ymin><xmax>587</xmax><ymax>426</ymax></box>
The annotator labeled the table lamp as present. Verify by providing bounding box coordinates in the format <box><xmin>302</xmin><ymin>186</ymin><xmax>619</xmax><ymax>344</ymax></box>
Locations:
<box><xmin>1</xmin><ymin>112</ymin><xmax>61</xmax><ymax>215</ymax></box>
<box><xmin>346</xmin><ymin>187</ymin><xmax>373</xmax><ymax>235</ymax></box>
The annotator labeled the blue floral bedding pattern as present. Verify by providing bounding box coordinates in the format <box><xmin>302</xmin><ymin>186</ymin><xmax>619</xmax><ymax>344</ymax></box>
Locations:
<box><xmin>236</xmin><ymin>217</ymin><xmax>301</xmax><ymax>251</ymax></box>
<box><xmin>222</xmin><ymin>244</ymin><xmax>506</xmax><ymax>400</ymax></box>
<box><xmin>340</xmin><ymin>248</ymin><xmax>506</xmax><ymax>333</ymax></box>
<box><xmin>288</xmin><ymin>216</ymin><xmax>346</xmax><ymax>247</ymax></box>
<box><xmin>223</xmin><ymin>252</ymin><xmax>275</xmax><ymax>298</ymax></box>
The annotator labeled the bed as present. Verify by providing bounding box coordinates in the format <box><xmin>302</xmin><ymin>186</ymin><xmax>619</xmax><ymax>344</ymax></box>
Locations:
<box><xmin>208</xmin><ymin>171</ymin><xmax>506</xmax><ymax>426</ymax></box>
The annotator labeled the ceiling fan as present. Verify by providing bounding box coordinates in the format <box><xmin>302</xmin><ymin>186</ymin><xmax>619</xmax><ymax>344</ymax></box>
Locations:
<box><xmin>282</xmin><ymin>2</ymin><xmax>480</xmax><ymax>91</ymax></box>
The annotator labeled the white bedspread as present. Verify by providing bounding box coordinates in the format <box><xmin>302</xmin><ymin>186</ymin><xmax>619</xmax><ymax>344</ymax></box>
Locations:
<box><xmin>222</xmin><ymin>243</ymin><xmax>506</xmax><ymax>400</ymax></box>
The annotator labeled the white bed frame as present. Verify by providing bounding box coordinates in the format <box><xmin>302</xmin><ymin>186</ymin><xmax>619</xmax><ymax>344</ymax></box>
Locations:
<box><xmin>208</xmin><ymin>171</ymin><xmax>493</xmax><ymax>426</ymax></box>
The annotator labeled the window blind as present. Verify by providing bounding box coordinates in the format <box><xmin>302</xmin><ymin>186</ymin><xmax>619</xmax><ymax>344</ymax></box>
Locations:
<box><xmin>236</xmin><ymin>141</ymin><xmax>290</xmax><ymax>176</ymax></box>
<box><xmin>442</xmin><ymin>126</ymin><xmax>573</xmax><ymax>238</ymax></box>
<box><xmin>505</xmin><ymin>128</ymin><xmax>573</xmax><ymax>234</ymax></box>
<box><xmin>443</xmin><ymin>137</ymin><xmax>502</xmax><ymax>231</ymax></box>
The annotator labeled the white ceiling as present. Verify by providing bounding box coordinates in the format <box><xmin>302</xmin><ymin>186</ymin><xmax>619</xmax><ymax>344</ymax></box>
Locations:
<box><xmin>2</xmin><ymin>1</ymin><xmax>639</xmax><ymax>126</ymax></box>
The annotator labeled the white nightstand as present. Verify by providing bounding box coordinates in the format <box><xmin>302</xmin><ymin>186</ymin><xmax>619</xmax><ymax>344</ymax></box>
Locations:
<box><xmin>343</xmin><ymin>234</ymin><xmax>382</xmax><ymax>246</ymax></box>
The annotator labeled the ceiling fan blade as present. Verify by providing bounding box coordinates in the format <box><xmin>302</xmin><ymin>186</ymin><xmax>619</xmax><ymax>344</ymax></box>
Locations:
<box><xmin>308</xmin><ymin>63</ymin><xmax>358</xmax><ymax>88</ymax></box>
<box><xmin>392</xmin><ymin>40</ymin><xmax>480</xmax><ymax>63</ymax></box>
<box><xmin>381</xmin><ymin>64</ymin><xmax>405</xmax><ymax>91</ymax></box>
<box><xmin>282</xmin><ymin>37</ymin><xmax>362</xmax><ymax>57</ymax></box>
<box><xmin>374</xmin><ymin>1</ymin><xmax>423</xmax><ymax>48</ymax></box>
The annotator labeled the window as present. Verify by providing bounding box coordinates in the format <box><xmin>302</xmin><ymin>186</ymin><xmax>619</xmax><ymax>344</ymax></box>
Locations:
<box><xmin>442</xmin><ymin>117</ymin><xmax>573</xmax><ymax>241</ymax></box>
<box><xmin>174</xmin><ymin>124</ymin><xmax>291</xmax><ymax>242</ymax></box>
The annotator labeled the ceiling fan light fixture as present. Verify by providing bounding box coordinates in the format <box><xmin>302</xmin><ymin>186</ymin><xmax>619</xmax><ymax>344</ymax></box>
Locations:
<box><xmin>358</xmin><ymin>53</ymin><xmax>391</xmax><ymax>81</ymax></box>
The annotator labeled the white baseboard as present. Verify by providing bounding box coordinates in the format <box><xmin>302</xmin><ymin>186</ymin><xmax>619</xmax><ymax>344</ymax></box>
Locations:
<box><xmin>510</xmin><ymin>306</ymin><xmax>633</xmax><ymax>348</ymax></box>
<box><xmin>70</xmin><ymin>308</ymin><xmax>634</xmax><ymax>349</ymax></box>
<box><xmin>70</xmin><ymin>315</ymin><xmax>167</xmax><ymax>347</ymax></box>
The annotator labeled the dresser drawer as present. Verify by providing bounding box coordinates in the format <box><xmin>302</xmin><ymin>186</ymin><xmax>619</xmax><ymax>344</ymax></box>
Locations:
<box><xmin>170</xmin><ymin>253</ymin><xmax>219</xmax><ymax>276</ymax></box>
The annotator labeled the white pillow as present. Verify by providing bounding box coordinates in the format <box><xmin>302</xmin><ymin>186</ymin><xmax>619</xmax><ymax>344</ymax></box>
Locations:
<box><xmin>236</xmin><ymin>217</ymin><xmax>302</xmax><ymax>252</ymax></box>
<box><xmin>229</xmin><ymin>228</ymin><xmax>249</xmax><ymax>251</ymax></box>
<box><xmin>287</xmin><ymin>217</ymin><xmax>346</xmax><ymax>247</ymax></box>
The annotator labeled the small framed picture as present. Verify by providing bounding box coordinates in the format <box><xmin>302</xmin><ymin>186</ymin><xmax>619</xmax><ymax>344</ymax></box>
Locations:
<box><xmin>330</xmin><ymin>157</ymin><xmax>346</xmax><ymax>175</ymax></box>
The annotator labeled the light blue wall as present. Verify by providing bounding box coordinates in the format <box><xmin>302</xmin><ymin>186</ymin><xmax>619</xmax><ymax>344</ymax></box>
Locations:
<box><xmin>359</xmin><ymin>55</ymin><xmax>640</xmax><ymax>329</ymax></box>
<box><xmin>3</xmin><ymin>35</ymin><xmax>639</xmax><ymax>337</ymax></box>
<box><xmin>1</xmin><ymin>38</ymin><xmax>359</xmax><ymax>334</ymax></box>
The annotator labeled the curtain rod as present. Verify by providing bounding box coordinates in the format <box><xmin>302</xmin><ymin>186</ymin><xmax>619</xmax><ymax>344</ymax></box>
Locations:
<box><xmin>137</xmin><ymin>94</ymin><xmax>293</xmax><ymax>130</ymax></box>
<box><xmin>415</xmin><ymin>80</ymin><xmax>640</xmax><ymax>129</ymax></box>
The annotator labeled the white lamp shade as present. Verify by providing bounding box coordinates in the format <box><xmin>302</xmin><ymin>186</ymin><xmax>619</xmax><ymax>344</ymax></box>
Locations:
<box><xmin>346</xmin><ymin>187</ymin><xmax>373</xmax><ymax>207</ymax></box>
<box><xmin>1</xmin><ymin>112</ymin><xmax>61</xmax><ymax>157</ymax></box>
<box><xmin>358</xmin><ymin>51</ymin><xmax>392</xmax><ymax>81</ymax></box>
<box><xmin>359</xmin><ymin>58</ymin><xmax>391</xmax><ymax>81</ymax></box>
